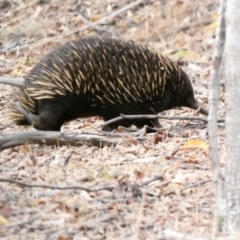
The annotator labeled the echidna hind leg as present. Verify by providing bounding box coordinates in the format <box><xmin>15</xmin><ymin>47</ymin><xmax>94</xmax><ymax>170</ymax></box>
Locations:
<box><xmin>101</xmin><ymin>119</ymin><xmax>132</xmax><ymax>131</ymax></box>
<box><xmin>17</xmin><ymin>100</ymin><xmax>64</xmax><ymax>131</ymax></box>
<box><xmin>133</xmin><ymin>118</ymin><xmax>162</xmax><ymax>133</ymax></box>
<box><xmin>101</xmin><ymin>113</ymin><xmax>134</xmax><ymax>131</ymax></box>
<box><xmin>16</xmin><ymin>101</ymin><xmax>34</xmax><ymax>125</ymax></box>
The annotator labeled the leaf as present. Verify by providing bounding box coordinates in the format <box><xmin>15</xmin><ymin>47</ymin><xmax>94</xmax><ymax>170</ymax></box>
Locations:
<box><xmin>89</xmin><ymin>14</ymin><xmax>103</xmax><ymax>22</ymax></box>
<box><xmin>0</xmin><ymin>215</ymin><xmax>8</xmax><ymax>226</ymax></box>
<box><xmin>135</xmin><ymin>170</ymin><xmax>144</xmax><ymax>180</ymax></box>
<box><xmin>0</xmin><ymin>203</ymin><xmax>13</xmax><ymax>217</ymax></box>
<box><xmin>172</xmin><ymin>50</ymin><xmax>199</xmax><ymax>60</ymax></box>
<box><xmin>180</xmin><ymin>139</ymin><xmax>208</xmax><ymax>151</ymax></box>
<box><xmin>32</xmin><ymin>198</ymin><xmax>45</xmax><ymax>205</ymax></box>
<box><xmin>208</xmin><ymin>20</ymin><xmax>217</xmax><ymax>30</ymax></box>
<box><xmin>207</xmin><ymin>13</ymin><xmax>218</xmax><ymax>30</ymax></box>
<box><xmin>58</xmin><ymin>236</ymin><xmax>68</xmax><ymax>240</ymax></box>
<box><xmin>154</xmin><ymin>135</ymin><xmax>164</xmax><ymax>144</ymax></box>
<box><xmin>172</xmin><ymin>49</ymin><xmax>188</xmax><ymax>58</ymax></box>
<box><xmin>168</xmin><ymin>182</ymin><xmax>182</xmax><ymax>190</ymax></box>
<box><xmin>12</xmin><ymin>69</ymin><xmax>24</xmax><ymax>77</ymax></box>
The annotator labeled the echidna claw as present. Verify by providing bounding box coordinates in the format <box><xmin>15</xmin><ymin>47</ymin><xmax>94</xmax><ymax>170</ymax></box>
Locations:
<box><xmin>16</xmin><ymin>101</ymin><xmax>33</xmax><ymax>125</ymax></box>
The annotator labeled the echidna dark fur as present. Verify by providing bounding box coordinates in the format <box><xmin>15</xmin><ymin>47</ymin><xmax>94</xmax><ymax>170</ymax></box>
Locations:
<box><xmin>7</xmin><ymin>36</ymin><xmax>208</xmax><ymax>131</ymax></box>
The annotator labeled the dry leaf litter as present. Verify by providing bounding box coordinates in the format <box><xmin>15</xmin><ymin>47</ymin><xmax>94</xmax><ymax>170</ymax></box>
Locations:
<box><xmin>0</xmin><ymin>0</ymin><xmax>226</xmax><ymax>239</ymax></box>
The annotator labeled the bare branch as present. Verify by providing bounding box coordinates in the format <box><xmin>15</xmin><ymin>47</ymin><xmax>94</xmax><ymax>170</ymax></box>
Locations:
<box><xmin>99</xmin><ymin>113</ymin><xmax>224</xmax><ymax>129</ymax></box>
<box><xmin>67</xmin><ymin>0</ymin><xmax>144</xmax><ymax>35</ymax></box>
<box><xmin>0</xmin><ymin>77</ymin><xmax>24</xmax><ymax>87</ymax></box>
<box><xmin>161</xmin><ymin>229</ymin><xmax>208</xmax><ymax>240</ymax></box>
<box><xmin>142</xmin><ymin>175</ymin><xmax>163</xmax><ymax>186</ymax></box>
<box><xmin>0</xmin><ymin>130</ymin><xmax>128</xmax><ymax>151</ymax></box>
<box><xmin>0</xmin><ymin>212</ymin><xmax>42</xmax><ymax>230</ymax></box>
<box><xmin>0</xmin><ymin>178</ymin><xmax>114</xmax><ymax>192</ymax></box>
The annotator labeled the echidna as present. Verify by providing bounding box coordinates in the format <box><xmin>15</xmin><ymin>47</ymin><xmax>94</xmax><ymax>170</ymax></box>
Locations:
<box><xmin>7</xmin><ymin>36</ymin><xmax>208</xmax><ymax>131</ymax></box>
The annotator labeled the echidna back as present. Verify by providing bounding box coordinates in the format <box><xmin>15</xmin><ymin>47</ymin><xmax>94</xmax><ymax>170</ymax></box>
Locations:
<box><xmin>8</xmin><ymin>36</ymin><xmax>206</xmax><ymax>131</ymax></box>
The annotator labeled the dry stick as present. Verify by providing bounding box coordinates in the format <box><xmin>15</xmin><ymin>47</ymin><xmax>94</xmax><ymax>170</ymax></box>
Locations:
<box><xmin>1</xmin><ymin>0</ymin><xmax>144</xmax><ymax>52</ymax></box>
<box><xmin>0</xmin><ymin>127</ymin><xmax>155</xmax><ymax>151</ymax></box>
<box><xmin>162</xmin><ymin>229</ymin><xmax>208</xmax><ymax>240</ymax></box>
<box><xmin>164</xmin><ymin>18</ymin><xmax>214</xmax><ymax>37</ymax></box>
<box><xmin>0</xmin><ymin>212</ymin><xmax>42</xmax><ymax>230</ymax></box>
<box><xmin>0</xmin><ymin>130</ymin><xmax>129</xmax><ymax>151</ymax></box>
<box><xmin>0</xmin><ymin>34</ymin><xmax>42</xmax><ymax>54</ymax></box>
<box><xmin>142</xmin><ymin>175</ymin><xmax>163</xmax><ymax>186</ymax></box>
<box><xmin>1</xmin><ymin>123</ymin><xmax>204</xmax><ymax>151</ymax></box>
<box><xmin>66</xmin><ymin>0</ymin><xmax>144</xmax><ymax>36</ymax></box>
<box><xmin>0</xmin><ymin>178</ymin><xmax>114</xmax><ymax>192</ymax></box>
<box><xmin>99</xmin><ymin>114</ymin><xmax>207</xmax><ymax>128</ymax></box>
<box><xmin>74</xmin><ymin>13</ymin><xmax>113</xmax><ymax>34</ymax></box>
<box><xmin>3</xmin><ymin>44</ymin><xmax>30</xmax><ymax>54</ymax></box>
<box><xmin>33</xmin><ymin>227</ymin><xmax>70</xmax><ymax>238</ymax></box>
<box><xmin>165</xmin><ymin>180</ymin><xmax>210</xmax><ymax>197</ymax></box>
<box><xmin>121</xmin><ymin>154</ymin><xmax>160</xmax><ymax>163</ymax></box>
<box><xmin>0</xmin><ymin>176</ymin><xmax>158</xmax><ymax>192</ymax></box>
<box><xmin>99</xmin><ymin>114</ymin><xmax>225</xmax><ymax>129</ymax></box>
<box><xmin>180</xmin><ymin>180</ymin><xmax>211</xmax><ymax>192</ymax></box>
<box><xmin>0</xmin><ymin>77</ymin><xmax>24</xmax><ymax>87</ymax></box>
<box><xmin>176</xmin><ymin>18</ymin><xmax>214</xmax><ymax>33</ymax></box>
<box><xmin>0</xmin><ymin>175</ymin><xmax>162</xmax><ymax>194</ymax></box>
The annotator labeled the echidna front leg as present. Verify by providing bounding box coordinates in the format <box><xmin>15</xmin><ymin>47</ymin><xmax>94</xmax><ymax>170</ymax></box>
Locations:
<box><xmin>102</xmin><ymin>113</ymin><xmax>162</xmax><ymax>131</ymax></box>
<box><xmin>134</xmin><ymin>118</ymin><xmax>162</xmax><ymax>129</ymax></box>
<box><xmin>101</xmin><ymin>112</ymin><xmax>133</xmax><ymax>131</ymax></box>
<box><xmin>17</xmin><ymin>100</ymin><xmax>64</xmax><ymax>131</ymax></box>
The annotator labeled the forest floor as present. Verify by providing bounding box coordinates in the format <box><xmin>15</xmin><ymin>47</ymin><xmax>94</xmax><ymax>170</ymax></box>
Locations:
<box><xmin>0</xmin><ymin>0</ymin><xmax>227</xmax><ymax>239</ymax></box>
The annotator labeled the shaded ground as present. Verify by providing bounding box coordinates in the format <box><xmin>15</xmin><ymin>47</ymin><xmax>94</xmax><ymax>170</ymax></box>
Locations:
<box><xmin>0</xmin><ymin>0</ymin><xmax>226</xmax><ymax>239</ymax></box>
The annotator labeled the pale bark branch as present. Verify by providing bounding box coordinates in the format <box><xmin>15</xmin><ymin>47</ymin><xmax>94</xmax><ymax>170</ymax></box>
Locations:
<box><xmin>0</xmin><ymin>212</ymin><xmax>42</xmax><ymax>230</ymax></box>
<box><xmin>224</xmin><ymin>0</ymin><xmax>240</xmax><ymax>231</ymax></box>
<box><xmin>0</xmin><ymin>77</ymin><xmax>24</xmax><ymax>87</ymax></box>
<box><xmin>67</xmin><ymin>0</ymin><xmax>144</xmax><ymax>36</ymax></box>
<box><xmin>100</xmin><ymin>113</ymin><xmax>224</xmax><ymax>129</ymax></box>
<box><xmin>161</xmin><ymin>229</ymin><xmax>208</xmax><ymax>240</ymax></box>
<box><xmin>0</xmin><ymin>130</ymin><xmax>128</xmax><ymax>151</ymax></box>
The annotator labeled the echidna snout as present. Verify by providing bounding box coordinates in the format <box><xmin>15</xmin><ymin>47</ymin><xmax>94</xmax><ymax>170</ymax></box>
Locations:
<box><xmin>184</xmin><ymin>97</ymin><xmax>208</xmax><ymax>115</ymax></box>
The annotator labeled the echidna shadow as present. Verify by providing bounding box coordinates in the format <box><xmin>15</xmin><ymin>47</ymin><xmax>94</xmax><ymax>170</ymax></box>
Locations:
<box><xmin>7</xmin><ymin>36</ymin><xmax>208</xmax><ymax>131</ymax></box>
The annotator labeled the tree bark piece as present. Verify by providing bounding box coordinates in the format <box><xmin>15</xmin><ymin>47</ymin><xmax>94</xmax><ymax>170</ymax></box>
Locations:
<box><xmin>208</xmin><ymin>0</ymin><xmax>226</xmax><ymax>233</ymax></box>
<box><xmin>224</xmin><ymin>0</ymin><xmax>240</xmax><ymax>231</ymax></box>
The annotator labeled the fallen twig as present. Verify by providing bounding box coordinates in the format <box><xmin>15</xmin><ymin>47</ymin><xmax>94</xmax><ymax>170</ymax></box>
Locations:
<box><xmin>0</xmin><ymin>212</ymin><xmax>42</xmax><ymax>230</ymax></box>
<box><xmin>142</xmin><ymin>175</ymin><xmax>163</xmax><ymax>186</ymax></box>
<box><xmin>161</xmin><ymin>229</ymin><xmax>209</xmax><ymax>240</ymax></box>
<box><xmin>99</xmin><ymin>114</ymin><xmax>224</xmax><ymax>129</ymax></box>
<box><xmin>73</xmin><ymin>13</ymin><xmax>113</xmax><ymax>34</ymax></box>
<box><xmin>0</xmin><ymin>77</ymin><xmax>24</xmax><ymax>87</ymax></box>
<box><xmin>0</xmin><ymin>178</ymin><xmax>115</xmax><ymax>192</ymax></box>
<box><xmin>0</xmin><ymin>130</ymin><xmax>128</xmax><ymax>151</ymax></box>
<box><xmin>165</xmin><ymin>180</ymin><xmax>211</xmax><ymax>196</ymax></box>
<box><xmin>165</xmin><ymin>18</ymin><xmax>214</xmax><ymax>37</ymax></box>
<box><xmin>67</xmin><ymin>0</ymin><xmax>144</xmax><ymax>36</ymax></box>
